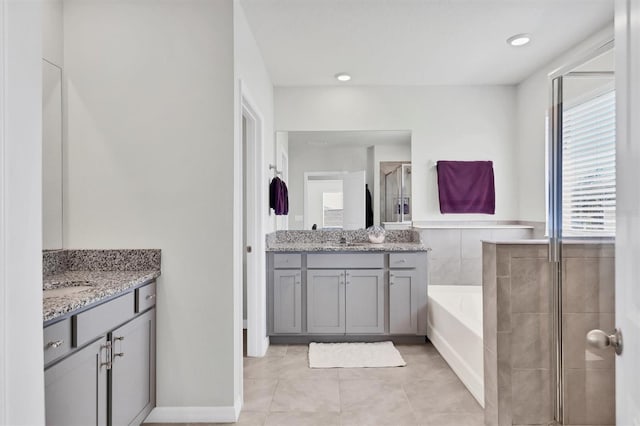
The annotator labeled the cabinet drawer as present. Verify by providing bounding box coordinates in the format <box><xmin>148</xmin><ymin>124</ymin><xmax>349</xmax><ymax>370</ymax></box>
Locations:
<box><xmin>44</xmin><ymin>319</ymin><xmax>72</xmax><ymax>365</ymax></box>
<box><xmin>307</xmin><ymin>253</ymin><xmax>384</xmax><ymax>269</ymax></box>
<box><xmin>389</xmin><ymin>253</ymin><xmax>421</xmax><ymax>269</ymax></box>
<box><xmin>274</xmin><ymin>254</ymin><xmax>302</xmax><ymax>269</ymax></box>
<box><xmin>136</xmin><ymin>282</ymin><xmax>157</xmax><ymax>313</ymax></box>
<box><xmin>73</xmin><ymin>292</ymin><xmax>135</xmax><ymax>347</ymax></box>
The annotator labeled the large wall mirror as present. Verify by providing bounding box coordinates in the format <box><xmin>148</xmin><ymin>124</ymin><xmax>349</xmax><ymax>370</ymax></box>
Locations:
<box><xmin>276</xmin><ymin>130</ymin><xmax>411</xmax><ymax>231</ymax></box>
<box><xmin>42</xmin><ymin>59</ymin><xmax>63</xmax><ymax>250</ymax></box>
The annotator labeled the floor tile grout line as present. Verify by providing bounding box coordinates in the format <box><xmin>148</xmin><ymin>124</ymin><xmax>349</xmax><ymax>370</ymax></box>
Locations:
<box><xmin>266</xmin><ymin>378</ymin><xmax>279</xmax><ymax>415</ymax></box>
<box><xmin>401</xmin><ymin>380</ymin><xmax>422</xmax><ymax>425</ymax></box>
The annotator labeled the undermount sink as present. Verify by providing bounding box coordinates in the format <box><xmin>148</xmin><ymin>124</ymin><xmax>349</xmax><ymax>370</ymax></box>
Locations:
<box><xmin>43</xmin><ymin>280</ymin><xmax>94</xmax><ymax>297</ymax></box>
<box><xmin>333</xmin><ymin>242</ymin><xmax>370</xmax><ymax>247</ymax></box>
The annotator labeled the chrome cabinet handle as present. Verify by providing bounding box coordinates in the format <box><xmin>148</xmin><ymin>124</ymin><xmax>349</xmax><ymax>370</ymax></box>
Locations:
<box><xmin>47</xmin><ymin>340</ymin><xmax>64</xmax><ymax>348</ymax></box>
<box><xmin>114</xmin><ymin>352</ymin><xmax>125</xmax><ymax>358</ymax></box>
<box><xmin>146</xmin><ymin>294</ymin><xmax>156</xmax><ymax>300</ymax></box>
<box><xmin>399</xmin><ymin>259</ymin><xmax>407</xmax><ymax>263</ymax></box>
<box><xmin>114</xmin><ymin>336</ymin><xmax>124</xmax><ymax>341</ymax></box>
<box><xmin>100</xmin><ymin>342</ymin><xmax>112</xmax><ymax>370</ymax></box>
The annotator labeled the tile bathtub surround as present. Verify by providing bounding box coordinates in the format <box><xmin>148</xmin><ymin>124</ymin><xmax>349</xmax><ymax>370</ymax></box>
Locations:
<box><xmin>482</xmin><ymin>242</ymin><xmax>615</xmax><ymax>426</ymax></box>
<box><xmin>421</xmin><ymin>226</ymin><xmax>534</xmax><ymax>287</ymax></box>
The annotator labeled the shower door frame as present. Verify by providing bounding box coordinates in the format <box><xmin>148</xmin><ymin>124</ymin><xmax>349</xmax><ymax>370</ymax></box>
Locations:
<box><xmin>547</xmin><ymin>38</ymin><xmax>615</xmax><ymax>425</ymax></box>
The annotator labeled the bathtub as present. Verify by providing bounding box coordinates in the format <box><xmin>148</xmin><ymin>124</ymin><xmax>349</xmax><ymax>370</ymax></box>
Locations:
<box><xmin>427</xmin><ymin>285</ymin><xmax>484</xmax><ymax>407</ymax></box>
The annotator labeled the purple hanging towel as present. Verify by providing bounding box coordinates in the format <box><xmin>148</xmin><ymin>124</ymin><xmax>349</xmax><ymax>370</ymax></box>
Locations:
<box><xmin>269</xmin><ymin>177</ymin><xmax>289</xmax><ymax>215</ymax></box>
<box><xmin>437</xmin><ymin>160</ymin><xmax>495</xmax><ymax>214</ymax></box>
<box><xmin>269</xmin><ymin>177</ymin><xmax>281</xmax><ymax>211</ymax></box>
<box><xmin>278</xmin><ymin>180</ymin><xmax>289</xmax><ymax>215</ymax></box>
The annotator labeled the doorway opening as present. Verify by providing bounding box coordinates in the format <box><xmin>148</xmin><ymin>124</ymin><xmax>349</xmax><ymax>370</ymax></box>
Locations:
<box><xmin>379</xmin><ymin>161</ymin><xmax>412</xmax><ymax>225</ymax></box>
<box><xmin>240</xmin><ymin>88</ymin><xmax>268</xmax><ymax>361</ymax></box>
<box><xmin>303</xmin><ymin>171</ymin><xmax>366</xmax><ymax>230</ymax></box>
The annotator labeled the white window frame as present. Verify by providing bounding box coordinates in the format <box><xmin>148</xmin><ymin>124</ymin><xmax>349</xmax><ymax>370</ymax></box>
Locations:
<box><xmin>561</xmin><ymin>84</ymin><xmax>616</xmax><ymax>237</ymax></box>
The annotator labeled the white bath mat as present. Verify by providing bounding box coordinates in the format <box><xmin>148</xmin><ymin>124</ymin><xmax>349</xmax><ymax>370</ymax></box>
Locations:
<box><xmin>308</xmin><ymin>341</ymin><xmax>407</xmax><ymax>368</ymax></box>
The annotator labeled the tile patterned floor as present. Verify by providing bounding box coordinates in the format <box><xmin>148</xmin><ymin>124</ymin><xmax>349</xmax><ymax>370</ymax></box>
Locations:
<box><xmin>146</xmin><ymin>342</ymin><xmax>484</xmax><ymax>426</ymax></box>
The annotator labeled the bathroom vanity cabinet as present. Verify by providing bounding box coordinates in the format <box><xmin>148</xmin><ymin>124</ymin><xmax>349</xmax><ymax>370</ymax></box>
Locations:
<box><xmin>389</xmin><ymin>253</ymin><xmax>421</xmax><ymax>334</ymax></box>
<box><xmin>268</xmin><ymin>251</ymin><xmax>428</xmax><ymax>340</ymax></box>
<box><xmin>307</xmin><ymin>268</ymin><xmax>385</xmax><ymax>334</ymax></box>
<box><xmin>273</xmin><ymin>269</ymin><xmax>303</xmax><ymax>334</ymax></box>
<box><xmin>44</xmin><ymin>281</ymin><xmax>156</xmax><ymax>426</ymax></box>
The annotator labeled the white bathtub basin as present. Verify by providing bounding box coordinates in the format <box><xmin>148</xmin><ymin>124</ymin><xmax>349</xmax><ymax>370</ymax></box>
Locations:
<box><xmin>427</xmin><ymin>285</ymin><xmax>484</xmax><ymax>407</ymax></box>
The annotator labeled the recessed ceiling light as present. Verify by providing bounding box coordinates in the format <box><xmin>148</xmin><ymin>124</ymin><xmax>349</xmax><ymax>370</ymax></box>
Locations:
<box><xmin>335</xmin><ymin>73</ymin><xmax>351</xmax><ymax>82</ymax></box>
<box><xmin>507</xmin><ymin>34</ymin><xmax>531</xmax><ymax>47</ymax></box>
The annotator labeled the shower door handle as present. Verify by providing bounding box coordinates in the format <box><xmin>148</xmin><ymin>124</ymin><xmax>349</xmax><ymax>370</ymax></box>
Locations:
<box><xmin>586</xmin><ymin>328</ymin><xmax>623</xmax><ymax>355</ymax></box>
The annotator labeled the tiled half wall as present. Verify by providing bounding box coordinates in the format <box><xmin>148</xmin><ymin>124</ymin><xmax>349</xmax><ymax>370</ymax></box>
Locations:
<box><xmin>482</xmin><ymin>242</ymin><xmax>615</xmax><ymax>426</ymax></box>
<box><xmin>418</xmin><ymin>226</ymin><xmax>534</xmax><ymax>286</ymax></box>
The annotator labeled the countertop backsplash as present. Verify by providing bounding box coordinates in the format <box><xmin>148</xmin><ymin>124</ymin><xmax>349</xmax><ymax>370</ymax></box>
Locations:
<box><xmin>43</xmin><ymin>249</ymin><xmax>161</xmax><ymax>277</ymax></box>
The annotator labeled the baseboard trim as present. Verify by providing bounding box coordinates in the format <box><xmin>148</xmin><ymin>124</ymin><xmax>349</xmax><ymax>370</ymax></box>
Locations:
<box><xmin>144</xmin><ymin>402</ymin><xmax>241</xmax><ymax>424</ymax></box>
<box><xmin>260</xmin><ymin>336</ymin><xmax>270</xmax><ymax>356</ymax></box>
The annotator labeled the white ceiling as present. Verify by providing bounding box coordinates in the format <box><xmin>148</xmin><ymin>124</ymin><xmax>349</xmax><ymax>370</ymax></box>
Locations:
<box><xmin>288</xmin><ymin>130</ymin><xmax>411</xmax><ymax>147</ymax></box>
<box><xmin>240</xmin><ymin>0</ymin><xmax>614</xmax><ymax>86</ymax></box>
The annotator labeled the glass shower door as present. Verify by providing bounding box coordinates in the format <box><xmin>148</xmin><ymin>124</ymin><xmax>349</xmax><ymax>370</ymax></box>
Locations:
<box><xmin>549</xmin><ymin>45</ymin><xmax>617</xmax><ymax>425</ymax></box>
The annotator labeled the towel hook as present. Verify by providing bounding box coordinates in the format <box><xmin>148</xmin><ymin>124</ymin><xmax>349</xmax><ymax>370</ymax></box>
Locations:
<box><xmin>269</xmin><ymin>164</ymin><xmax>283</xmax><ymax>176</ymax></box>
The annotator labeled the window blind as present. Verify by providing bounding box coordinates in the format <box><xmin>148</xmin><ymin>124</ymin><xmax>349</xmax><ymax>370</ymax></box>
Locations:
<box><xmin>562</xmin><ymin>90</ymin><xmax>616</xmax><ymax>237</ymax></box>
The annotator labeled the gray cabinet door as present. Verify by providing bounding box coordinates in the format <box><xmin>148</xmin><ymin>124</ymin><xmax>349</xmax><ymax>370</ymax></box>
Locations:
<box><xmin>273</xmin><ymin>270</ymin><xmax>302</xmax><ymax>333</ymax></box>
<box><xmin>45</xmin><ymin>337</ymin><xmax>108</xmax><ymax>426</ymax></box>
<box><xmin>345</xmin><ymin>269</ymin><xmax>385</xmax><ymax>334</ymax></box>
<box><xmin>389</xmin><ymin>270</ymin><xmax>419</xmax><ymax>334</ymax></box>
<box><xmin>110</xmin><ymin>309</ymin><xmax>156</xmax><ymax>426</ymax></box>
<box><xmin>307</xmin><ymin>269</ymin><xmax>345</xmax><ymax>334</ymax></box>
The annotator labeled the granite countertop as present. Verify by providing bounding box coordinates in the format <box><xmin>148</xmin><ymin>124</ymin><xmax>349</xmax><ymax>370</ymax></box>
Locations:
<box><xmin>43</xmin><ymin>249</ymin><xmax>161</xmax><ymax>324</ymax></box>
<box><xmin>43</xmin><ymin>270</ymin><xmax>160</xmax><ymax>324</ymax></box>
<box><xmin>265</xmin><ymin>230</ymin><xmax>428</xmax><ymax>253</ymax></box>
<box><xmin>266</xmin><ymin>242</ymin><xmax>429</xmax><ymax>252</ymax></box>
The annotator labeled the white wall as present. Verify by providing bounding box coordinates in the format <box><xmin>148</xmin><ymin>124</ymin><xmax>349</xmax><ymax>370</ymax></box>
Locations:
<box><xmin>42</xmin><ymin>0</ymin><xmax>64</xmax><ymax>251</ymax></box>
<box><xmin>42</xmin><ymin>0</ymin><xmax>63</xmax><ymax>67</ymax></box>
<box><xmin>234</xmin><ymin>0</ymin><xmax>275</xmax><ymax>366</ymax></box>
<box><xmin>275</xmin><ymin>85</ymin><xmax>518</xmax><ymax>221</ymax></box>
<box><xmin>0</xmin><ymin>0</ymin><xmax>45</xmax><ymax>424</ymax></box>
<box><xmin>275</xmin><ymin>132</ymin><xmax>289</xmax><ymax>230</ymax></box>
<box><xmin>63</xmin><ymin>0</ymin><xmax>238</xmax><ymax>420</ymax></box>
<box><xmin>288</xmin><ymin>143</ymin><xmax>368</xmax><ymax>229</ymax></box>
<box><xmin>515</xmin><ymin>25</ymin><xmax>614</xmax><ymax>222</ymax></box>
